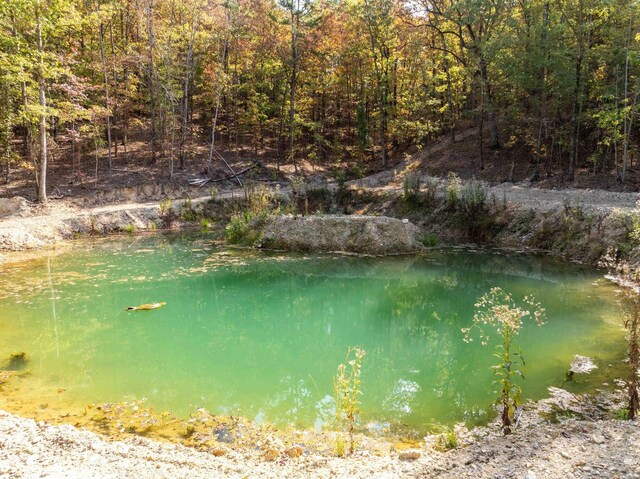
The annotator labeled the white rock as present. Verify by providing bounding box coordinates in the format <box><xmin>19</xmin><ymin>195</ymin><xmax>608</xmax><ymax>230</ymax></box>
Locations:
<box><xmin>570</xmin><ymin>355</ymin><xmax>598</xmax><ymax>374</ymax></box>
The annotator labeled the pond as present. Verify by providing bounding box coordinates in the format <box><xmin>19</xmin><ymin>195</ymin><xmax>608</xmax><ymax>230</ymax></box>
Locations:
<box><xmin>0</xmin><ymin>234</ymin><xmax>626</xmax><ymax>435</ymax></box>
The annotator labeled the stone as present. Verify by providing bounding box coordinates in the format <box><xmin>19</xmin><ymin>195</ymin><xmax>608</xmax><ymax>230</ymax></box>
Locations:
<box><xmin>569</xmin><ymin>355</ymin><xmax>598</xmax><ymax>375</ymax></box>
<box><xmin>398</xmin><ymin>449</ymin><xmax>421</xmax><ymax>460</ymax></box>
<box><xmin>210</xmin><ymin>447</ymin><xmax>227</xmax><ymax>457</ymax></box>
<box><xmin>263</xmin><ymin>447</ymin><xmax>279</xmax><ymax>462</ymax></box>
<box><xmin>0</xmin><ymin>197</ymin><xmax>28</xmax><ymax>218</ymax></box>
<box><xmin>524</xmin><ymin>471</ymin><xmax>537</xmax><ymax>479</ymax></box>
<box><xmin>284</xmin><ymin>445</ymin><xmax>304</xmax><ymax>458</ymax></box>
<box><xmin>592</xmin><ymin>434</ymin><xmax>606</xmax><ymax>445</ymax></box>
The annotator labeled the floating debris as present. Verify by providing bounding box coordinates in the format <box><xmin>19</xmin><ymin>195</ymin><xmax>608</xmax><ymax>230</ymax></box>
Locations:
<box><xmin>126</xmin><ymin>302</ymin><xmax>166</xmax><ymax>311</ymax></box>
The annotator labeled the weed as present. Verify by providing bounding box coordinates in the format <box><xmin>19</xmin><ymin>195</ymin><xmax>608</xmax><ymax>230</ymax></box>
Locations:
<box><xmin>445</xmin><ymin>172</ymin><xmax>461</xmax><ymax>208</ymax></box>
<box><xmin>403</xmin><ymin>173</ymin><xmax>421</xmax><ymax>202</ymax></box>
<box><xmin>200</xmin><ymin>218</ymin><xmax>212</xmax><ymax>230</ymax></box>
<box><xmin>244</xmin><ymin>182</ymin><xmax>275</xmax><ymax>216</ymax></box>
<box><xmin>422</xmin><ymin>177</ymin><xmax>438</xmax><ymax>204</ymax></box>
<box><xmin>179</xmin><ymin>197</ymin><xmax>198</xmax><ymax>222</ymax></box>
<box><xmin>622</xmin><ymin>292</ymin><xmax>640</xmax><ymax>419</ymax></box>
<box><xmin>463</xmin><ymin>288</ymin><xmax>545</xmax><ymax>434</ymax></box>
<box><xmin>418</xmin><ymin>233</ymin><xmax>438</xmax><ymax>247</ymax></box>
<box><xmin>335</xmin><ymin>436</ymin><xmax>346</xmax><ymax>457</ymax></box>
<box><xmin>209</xmin><ymin>186</ymin><xmax>219</xmax><ymax>201</ymax></box>
<box><xmin>432</xmin><ymin>425</ymin><xmax>457</xmax><ymax>451</ymax></box>
<box><xmin>613</xmin><ymin>407</ymin><xmax>630</xmax><ymax>420</ymax></box>
<box><xmin>225</xmin><ymin>211</ymin><xmax>266</xmax><ymax>245</ymax></box>
<box><xmin>122</xmin><ymin>223</ymin><xmax>136</xmax><ymax>234</ymax></box>
<box><xmin>334</xmin><ymin>346</ymin><xmax>366</xmax><ymax>455</ymax></box>
<box><xmin>460</xmin><ymin>180</ymin><xmax>487</xmax><ymax>213</ymax></box>
<box><xmin>159</xmin><ymin>199</ymin><xmax>173</xmax><ymax>216</ymax></box>
<box><xmin>600</xmin><ymin>251</ymin><xmax>640</xmax><ymax>420</ymax></box>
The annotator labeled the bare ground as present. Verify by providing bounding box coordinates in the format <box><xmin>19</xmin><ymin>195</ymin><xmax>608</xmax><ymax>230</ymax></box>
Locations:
<box><xmin>1</xmin><ymin>396</ymin><xmax>639</xmax><ymax>479</ymax></box>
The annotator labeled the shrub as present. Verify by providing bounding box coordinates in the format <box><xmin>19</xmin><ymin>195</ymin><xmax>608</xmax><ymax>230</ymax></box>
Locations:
<box><xmin>602</xmin><ymin>251</ymin><xmax>640</xmax><ymax>420</ymax></box>
<box><xmin>445</xmin><ymin>172</ymin><xmax>461</xmax><ymax>208</ymax></box>
<box><xmin>179</xmin><ymin>197</ymin><xmax>198</xmax><ymax>222</ymax></box>
<box><xmin>403</xmin><ymin>173</ymin><xmax>421</xmax><ymax>201</ymax></box>
<box><xmin>460</xmin><ymin>180</ymin><xmax>487</xmax><ymax>214</ymax></box>
<box><xmin>463</xmin><ymin>287</ymin><xmax>545</xmax><ymax>434</ymax></box>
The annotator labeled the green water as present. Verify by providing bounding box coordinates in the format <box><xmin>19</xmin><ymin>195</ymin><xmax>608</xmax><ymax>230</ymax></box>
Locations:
<box><xmin>0</xmin><ymin>235</ymin><xmax>626</xmax><ymax>433</ymax></box>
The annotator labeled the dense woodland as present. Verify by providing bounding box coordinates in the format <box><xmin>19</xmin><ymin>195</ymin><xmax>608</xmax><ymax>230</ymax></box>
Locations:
<box><xmin>0</xmin><ymin>0</ymin><xmax>639</xmax><ymax>202</ymax></box>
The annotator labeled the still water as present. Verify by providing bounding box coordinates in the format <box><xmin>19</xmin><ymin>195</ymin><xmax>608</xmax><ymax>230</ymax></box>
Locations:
<box><xmin>0</xmin><ymin>235</ymin><xmax>626</xmax><ymax>433</ymax></box>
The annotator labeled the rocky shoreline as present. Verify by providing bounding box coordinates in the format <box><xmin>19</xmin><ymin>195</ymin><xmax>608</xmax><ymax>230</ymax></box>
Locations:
<box><xmin>1</xmin><ymin>389</ymin><xmax>639</xmax><ymax>479</ymax></box>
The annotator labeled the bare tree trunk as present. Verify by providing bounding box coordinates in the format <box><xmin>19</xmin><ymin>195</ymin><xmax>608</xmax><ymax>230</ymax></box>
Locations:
<box><xmin>479</xmin><ymin>77</ymin><xmax>485</xmax><ymax>171</ymax></box>
<box><xmin>289</xmin><ymin>5</ymin><xmax>299</xmax><ymax>173</ymax></box>
<box><xmin>21</xmin><ymin>80</ymin><xmax>31</xmax><ymax>166</ymax></box>
<box><xmin>621</xmin><ymin>16</ymin><xmax>636</xmax><ymax>183</ymax></box>
<box><xmin>479</xmin><ymin>56</ymin><xmax>500</xmax><ymax>150</ymax></box>
<box><xmin>179</xmin><ymin>6</ymin><xmax>201</xmax><ymax>170</ymax></box>
<box><xmin>99</xmin><ymin>22</ymin><xmax>113</xmax><ymax>170</ymax></box>
<box><xmin>109</xmin><ymin>21</ymin><xmax>119</xmax><ymax>163</ymax></box>
<box><xmin>207</xmin><ymin>33</ymin><xmax>228</xmax><ymax>176</ymax></box>
<box><xmin>145</xmin><ymin>0</ymin><xmax>157</xmax><ymax>164</ymax></box>
<box><xmin>36</xmin><ymin>1</ymin><xmax>47</xmax><ymax>204</ymax></box>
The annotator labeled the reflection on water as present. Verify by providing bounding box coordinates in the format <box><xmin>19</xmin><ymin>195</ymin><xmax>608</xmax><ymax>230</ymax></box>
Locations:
<box><xmin>0</xmin><ymin>234</ymin><xmax>627</xmax><ymax>432</ymax></box>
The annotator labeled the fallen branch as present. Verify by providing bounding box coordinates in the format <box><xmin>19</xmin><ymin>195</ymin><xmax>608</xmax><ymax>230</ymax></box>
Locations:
<box><xmin>209</xmin><ymin>161</ymin><xmax>262</xmax><ymax>184</ymax></box>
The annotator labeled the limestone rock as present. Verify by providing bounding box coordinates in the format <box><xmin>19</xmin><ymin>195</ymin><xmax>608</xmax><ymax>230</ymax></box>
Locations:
<box><xmin>569</xmin><ymin>355</ymin><xmax>598</xmax><ymax>375</ymax></box>
<box><xmin>262</xmin><ymin>214</ymin><xmax>422</xmax><ymax>255</ymax></box>
<box><xmin>0</xmin><ymin>197</ymin><xmax>28</xmax><ymax>218</ymax></box>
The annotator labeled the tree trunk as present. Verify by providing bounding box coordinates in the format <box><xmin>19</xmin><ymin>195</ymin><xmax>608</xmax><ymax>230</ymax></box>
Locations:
<box><xmin>179</xmin><ymin>7</ymin><xmax>200</xmax><ymax>170</ymax></box>
<box><xmin>289</xmin><ymin>6</ymin><xmax>299</xmax><ymax>173</ymax></box>
<box><xmin>479</xmin><ymin>56</ymin><xmax>500</xmax><ymax>149</ymax></box>
<box><xmin>36</xmin><ymin>2</ymin><xmax>47</xmax><ymax>204</ymax></box>
<box><xmin>99</xmin><ymin>22</ymin><xmax>113</xmax><ymax>170</ymax></box>
<box><xmin>145</xmin><ymin>0</ymin><xmax>157</xmax><ymax>164</ymax></box>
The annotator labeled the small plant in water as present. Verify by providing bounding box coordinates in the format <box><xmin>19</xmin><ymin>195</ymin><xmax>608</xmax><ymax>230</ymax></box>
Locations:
<box><xmin>334</xmin><ymin>346</ymin><xmax>366</xmax><ymax>455</ymax></box>
<box><xmin>463</xmin><ymin>287</ymin><xmax>545</xmax><ymax>434</ymax></box>
<box><xmin>7</xmin><ymin>352</ymin><xmax>30</xmax><ymax>370</ymax></box>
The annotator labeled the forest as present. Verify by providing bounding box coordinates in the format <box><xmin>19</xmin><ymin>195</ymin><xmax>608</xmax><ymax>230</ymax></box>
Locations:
<box><xmin>0</xmin><ymin>0</ymin><xmax>639</xmax><ymax>202</ymax></box>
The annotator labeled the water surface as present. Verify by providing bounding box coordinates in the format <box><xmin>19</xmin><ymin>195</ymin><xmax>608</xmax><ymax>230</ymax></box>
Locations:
<box><xmin>0</xmin><ymin>235</ymin><xmax>626</xmax><ymax>433</ymax></box>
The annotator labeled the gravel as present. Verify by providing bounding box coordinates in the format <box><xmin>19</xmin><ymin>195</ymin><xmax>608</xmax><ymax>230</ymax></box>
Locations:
<box><xmin>2</xmin><ymin>404</ymin><xmax>639</xmax><ymax>479</ymax></box>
